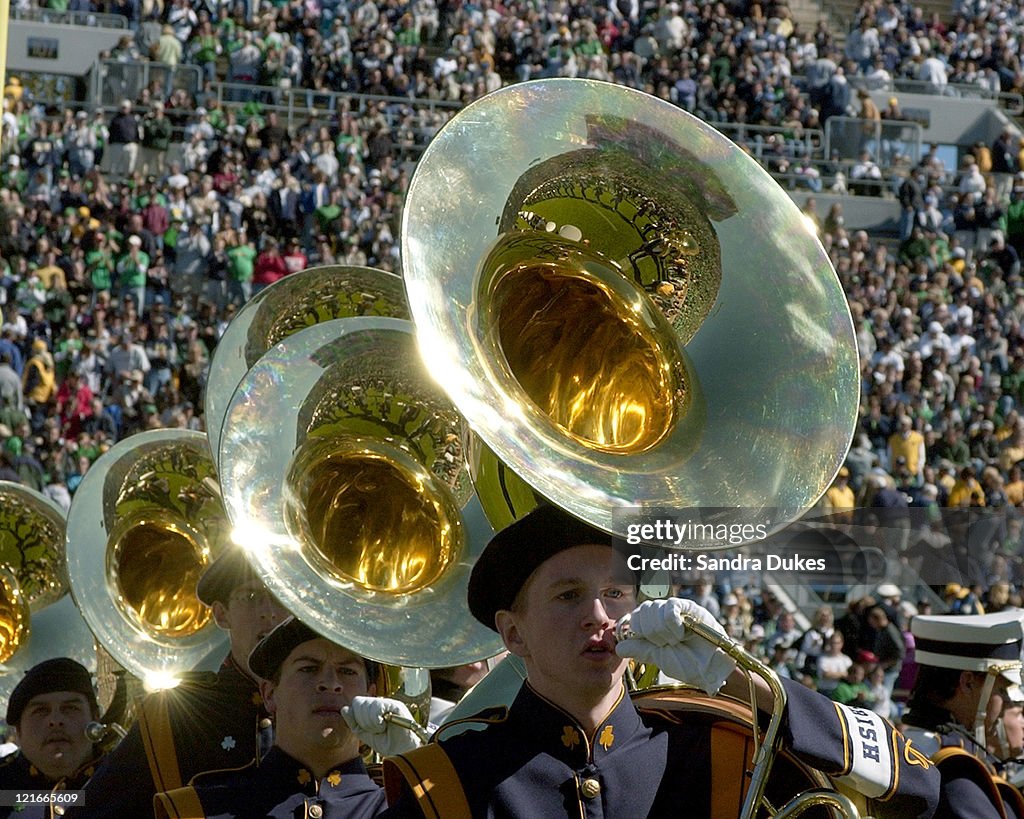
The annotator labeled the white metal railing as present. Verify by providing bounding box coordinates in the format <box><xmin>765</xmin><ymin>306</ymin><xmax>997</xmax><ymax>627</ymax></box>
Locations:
<box><xmin>12</xmin><ymin>7</ymin><xmax>128</xmax><ymax>28</ymax></box>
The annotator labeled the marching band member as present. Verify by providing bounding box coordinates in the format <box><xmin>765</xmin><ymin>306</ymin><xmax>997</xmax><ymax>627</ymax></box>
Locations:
<box><xmin>74</xmin><ymin>549</ymin><xmax>287</xmax><ymax>818</ymax></box>
<box><xmin>382</xmin><ymin>505</ymin><xmax>940</xmax><ymax>819</ymax></box>
<box><xmin>155</xmin><ymin>616</ymin><xmax>420</xmax><ymax>818</ymax></box>
<box><xmin>901</xmin><ymin>611</ymin><xmax>1024</xmax><ymax>818</ymax></box>
<box><xmin>0</xmin><ymin>659</ymin><xmax>105</xmax><ymax>819</ymax></box>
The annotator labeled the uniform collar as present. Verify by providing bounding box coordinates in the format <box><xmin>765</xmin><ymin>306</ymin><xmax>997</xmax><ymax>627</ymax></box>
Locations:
<box><xmin>260</xmin><ymin>746</ymin><xmax>378</xmax><ymax>796</ymax></box>
<box><xmin>65</xmin><ymin>751</ymin><xmax>105</xmax><ymax>787</ymax></box>
<box><xmin>219</xmin><ymin>654</ymin><xmax>269</xmax><ymax>715</ymax></box>
<box><xmin>9</xmin><ymin>749</ymin><xmax>103</xmax><ymax>787</ymax></box>
<box><xmin>511</xmin><ymin>681</ymin><xmax>642</xmax><ymax>767</ymax></box>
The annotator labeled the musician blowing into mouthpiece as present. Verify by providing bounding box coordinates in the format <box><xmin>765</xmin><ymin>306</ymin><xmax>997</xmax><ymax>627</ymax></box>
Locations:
<box><xmin>382</xmin><ymin>505</ymin><xmax>941</xmax><ymax>819</ymax></box>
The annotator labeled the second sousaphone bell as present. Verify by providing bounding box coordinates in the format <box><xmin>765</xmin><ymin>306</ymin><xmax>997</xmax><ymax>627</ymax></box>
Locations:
<box><xmin>217</xmin><ymin>317</ymin><xmax>501</xmax><ymax>668</ymax></box>
<box><xmin>66</xmin><ymin>430</ymin><xmax>231</xmax><ymax>686</ymax></box>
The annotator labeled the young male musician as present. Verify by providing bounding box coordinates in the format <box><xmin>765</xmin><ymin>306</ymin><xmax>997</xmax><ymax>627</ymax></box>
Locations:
<box><xmin>902</xmin><ymin>611</ymin><xmax>1024</xmax><ymax>818</ymax></box>
<box><xmin>384</xmin><ymin>505</ymin><xmax>940</xmax><ymax>818</ymax></box>
<box><xmin>155</xmin><ymin>616</ymin><xmax>419</xmax><ymax>818</ymax></box>
<box><xmin>75</xmin><ymin>549</ymin><xmax>287</xmax><ymax>817</ymax></box>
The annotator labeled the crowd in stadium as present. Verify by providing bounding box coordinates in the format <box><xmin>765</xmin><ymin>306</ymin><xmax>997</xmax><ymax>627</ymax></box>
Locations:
<box><xmin>0</xmin><ymin>0</ymin><xmax>1019</xmax><ymax>725</ymax></box>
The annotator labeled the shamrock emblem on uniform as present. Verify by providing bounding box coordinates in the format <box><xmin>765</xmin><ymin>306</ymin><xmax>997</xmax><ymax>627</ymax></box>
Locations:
<box><xmin>221</xmin><ymin>735</ymin><xmax>236</xmax><ymax>750</ymax></box>
<box><xmin>561</xmin><ymin>726</ymin><xmax>580</xmax><ymax>749</ymax></box>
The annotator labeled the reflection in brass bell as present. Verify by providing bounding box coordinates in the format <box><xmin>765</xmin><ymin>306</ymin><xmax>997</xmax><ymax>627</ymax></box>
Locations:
<box><xmin>475</xmin><ymin>231</ymin><xmax>695</xmax><ymax>456</ymax></box>
<box><xmin>0</xmin><ymin>483</ymin><xmax>96</xmax><ymax>714</ymax></box>
<box><xmin>580</xmin><ymin>778</ymin><xmax>602</xmax><ymax>799</ymax></box>
<box><xmin>0</xmin><ymin>564</ymin><xmax>28</xmax><ymax>664</ymax></box>
<box><xmin>0</xmin><ymin>481</ymin><xmax>66</xmax><ymax>663</ymax></box>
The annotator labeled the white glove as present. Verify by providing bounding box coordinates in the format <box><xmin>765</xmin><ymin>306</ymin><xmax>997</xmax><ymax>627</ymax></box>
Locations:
<box><xmin>340</xmin><ymin>696</ymin><xmax>423</xmax><ymax>756</ymax></box>
<box><xmin>615</xmin><ymin>598</ymin><xmax>737</xmax><ymax>694</ymax></box>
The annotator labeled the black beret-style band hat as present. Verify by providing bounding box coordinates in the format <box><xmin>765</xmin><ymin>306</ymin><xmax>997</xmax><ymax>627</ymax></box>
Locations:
<box><xmin>248</xmin><ymin>617</ymin><xmax>381</xmax><ymax>687</ymax></box>
<box><xmin>467</xmin><ymin>505</ymin><xmax>627</xmax><ymax>632</ymax></box>
<box><xmin>249</xmin><ymin>616</ymin><xmax>320</xmax><ymax>680</ymax></box>
<box><xmin>6</xmin><ymin>658</ymin><xmax>98</xmax><ymax>727</ymax></box>
<box><xmin>196</xmin><ymin>548</ymin><xmax>260</xmax><ymax>606</ymax></box>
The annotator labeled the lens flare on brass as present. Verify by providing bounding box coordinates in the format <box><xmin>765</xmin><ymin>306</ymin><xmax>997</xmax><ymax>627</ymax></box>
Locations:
<box><xmin>108</xmin><ymin>516</ymin><xmax>212</xmax><ymax>638</ymax></box>
<box><xmin>0</xmin><ymin>567</ymin><xmax>27</xmax><ymax>664</ymax></box>
<box><xmin>287</xmin><ymin>440</ymin><xmax>457</xmax><ymax>594</ymax></box>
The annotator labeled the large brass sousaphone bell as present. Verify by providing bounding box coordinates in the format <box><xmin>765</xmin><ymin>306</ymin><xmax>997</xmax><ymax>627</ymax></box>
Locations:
<box><xmin>205</xmin><ymin>265</ymin><xmax>410</xmax><ymax>459</ymax></box>
<box><xmin>217</xmin><ymin>315</ymin><xmax>502</xmax><ymax>669</ymax></box>
<box><xmin>209</xmin><ymin>266</ymin><xmax>500</xmax><ymax>671</ymax></box>
<box><xmin>0</xmin><ymin>483</ymin><xmax>95</xmax><ymax>710</ymax></box>
<box><xmin>66</xmin><ymin>430</ymin><xmax>231</xmax><ymax>687</ymax></box>
<box><xmin>402</xmin><ymin>79</ymin><xmax>859</xmax><ymax>536</ymax></box>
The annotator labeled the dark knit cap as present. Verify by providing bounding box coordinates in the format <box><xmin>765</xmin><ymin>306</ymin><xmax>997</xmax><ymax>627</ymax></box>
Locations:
<box><xmin>467</xmin><ymin>505</ymin><xmax>621</xmax><ymax>631</ymax></box>
<box><xmin>6</xmin><ymin>658</ymin><xmax>98</xmax><ymax>727</ymax></box>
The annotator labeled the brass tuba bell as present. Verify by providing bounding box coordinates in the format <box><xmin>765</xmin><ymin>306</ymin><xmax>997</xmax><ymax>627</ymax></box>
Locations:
<box><xmin>401</xmin><ymin>78</ymin><xmax>859</xmax><ymax>536</ymax></box>
<box><xmin>66</xmin><ymin>430</ymin><xmax>231</xmax><ymax>687</ymax></box>
<box><xmin>217</xmin><ymin>315</ymin><xmax>502</xmax><ymax>668</ymax></box>
<box><xmin>0</xmin><ymin>482</ymin><xmax>96</xmax><ymax>710</ymax></box>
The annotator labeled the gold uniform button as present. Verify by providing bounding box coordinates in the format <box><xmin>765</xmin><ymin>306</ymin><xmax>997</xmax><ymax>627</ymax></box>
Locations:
<box><xmin>308</xmin><ymin>804</ymin><xmax>323</xmax><ymax>818</ymax></box>
<box><xmin>54</xmin><ymin>808</ymin><xmax>65</xmax><ymax>817</ymax></box>
<box><xmin>580</xmin><ymin>778</ymin><xmax>601</xmax><ymax>799</ymax></box>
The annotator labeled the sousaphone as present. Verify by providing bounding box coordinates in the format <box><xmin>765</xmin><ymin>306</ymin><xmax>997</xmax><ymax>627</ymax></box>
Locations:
<box><xmin>217</xmin><ymin>316</ymin><xmax>502</xmax><ymax>669</ymax></box>
<box><xmin>0</xmin><ymin>483</ymin><xmax>95</xmax><ymax>711</ymax></box>
<box><xmin>401</xmin><ymin>78</ymin><xmax>859</xmax><ymax>537</ymax></box>
<box><xmin>66</xmin><ymin>430</ymin><xmax>230</xmax><ymax>688</ymax></box>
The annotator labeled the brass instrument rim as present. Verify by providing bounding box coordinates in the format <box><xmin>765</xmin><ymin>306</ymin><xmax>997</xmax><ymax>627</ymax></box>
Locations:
<box><xmin>205</xmin><ymin>265</ymin><xmax>409</xmax><ymax>472</ymax></box>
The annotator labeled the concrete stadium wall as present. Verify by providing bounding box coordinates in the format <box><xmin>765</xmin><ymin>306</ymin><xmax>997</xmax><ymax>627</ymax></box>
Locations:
<box><xmin>7</xmin><ymin>19</ymin><xmax>125</xmax><ymax>77</ymax></box>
